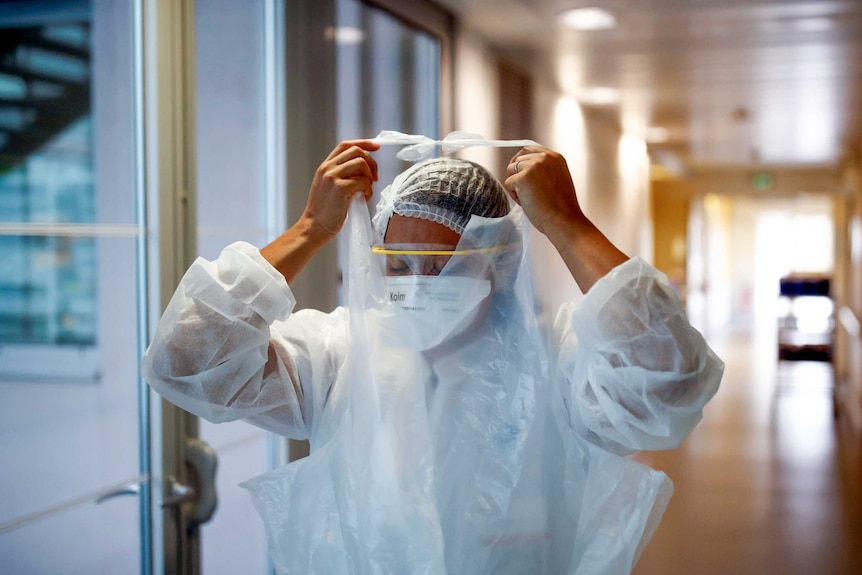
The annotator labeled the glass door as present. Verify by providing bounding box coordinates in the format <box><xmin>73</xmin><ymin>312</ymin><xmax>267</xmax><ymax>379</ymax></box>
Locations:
<box><xmin>193</xmin><ymin>0</ymin><xmax>287</xmax><ymax>573</ymax></box>
<box><xmin>0</xmin><ymin>0</ymin><xmax>449</xmax><ymax>572</ymax></box>
<box><xmin>0</xmin><ymin>0</ymin><xmax>148</xmax><ymax>572</ymax></box>
<box><xmin>0</xmin><ymin>1</ymin><xmax>288</xmax><ymax>573</ymax></box>
<box><xmin>142</xmin><ymin>0</ymin><xmax>289</xmax><ymax>572</ymax></box>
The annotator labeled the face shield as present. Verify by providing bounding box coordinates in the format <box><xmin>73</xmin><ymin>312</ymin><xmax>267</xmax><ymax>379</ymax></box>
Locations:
<box><xmin>364</xmin><ymin>210</ymin><xmax>523</xmax><ymax>351</ymax></box>
<box><xmin>359</xmin><ymin>156</ymin><xmax>522</xmax><ymax>350</ymax></box>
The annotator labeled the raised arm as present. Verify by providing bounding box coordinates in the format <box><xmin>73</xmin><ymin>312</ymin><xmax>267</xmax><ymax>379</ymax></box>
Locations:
<box><xmin>503</xmin><ymin>146</ymin><xmax>628</xmax><ymax>293</ymax></box>
<box><xmin>261</xmin><ymin>140</ymin><xmax>379</xmax><ymax>283</ymax></box>
<box><xmin>142</xmin><ymin>140</ymin><xmax>377</xmax><ymax>437</ymax></box>
<box><xmin>504</xmin><ymin>146</ymin><xmax>722</xmax><ymax>453</ymax></box>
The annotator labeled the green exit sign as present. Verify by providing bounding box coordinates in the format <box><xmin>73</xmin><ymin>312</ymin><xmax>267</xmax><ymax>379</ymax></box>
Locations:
<box><xmin>751</xmin><ymin>172</ymin><xmax>775</xmax><ymax>190</ymax></box>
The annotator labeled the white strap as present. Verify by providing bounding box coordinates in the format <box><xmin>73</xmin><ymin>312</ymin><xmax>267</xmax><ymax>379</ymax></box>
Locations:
<box><xmin>372</xmin><ymin>130</ymin><xmax>539</xmax><ymax>162</ymax></box>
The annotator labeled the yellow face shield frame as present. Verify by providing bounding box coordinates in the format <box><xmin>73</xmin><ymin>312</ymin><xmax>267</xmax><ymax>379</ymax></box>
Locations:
<box><xmin>371</xmin><ymin>244</ymin><xmax>515</xmax><ymax>256</ymax></box>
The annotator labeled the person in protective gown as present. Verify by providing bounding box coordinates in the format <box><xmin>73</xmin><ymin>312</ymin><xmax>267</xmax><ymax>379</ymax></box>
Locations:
<box><xmin>142</xmin><ymin>139</ymin><xmax>723</xmax><ymax>575</ymax></box>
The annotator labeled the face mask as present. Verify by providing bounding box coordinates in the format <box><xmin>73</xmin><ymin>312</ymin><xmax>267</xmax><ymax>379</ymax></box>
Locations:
<box><xmin>377</xmin><ymin>275</ymin><xmax>492</xmax><ymax>351</ymax></box>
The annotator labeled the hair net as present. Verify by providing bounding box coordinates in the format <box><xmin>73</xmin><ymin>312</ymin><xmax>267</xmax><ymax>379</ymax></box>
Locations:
<box><xmin>372</xmin><ymin>157</ymin><xmax>511</xmax><ymax>239</ymax></box>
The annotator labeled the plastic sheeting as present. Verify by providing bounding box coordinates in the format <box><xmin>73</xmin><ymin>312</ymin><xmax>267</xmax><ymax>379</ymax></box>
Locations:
<box><xmin>226</xmin><ymin>197</ymin><xmax>722</xmax><ymax>574</ymax></box>
<box><xmin>371</xmin><ymin>130</ymin><xmax>538</xmax><ymax>162</ymax></box>
<box><xmin>141</xmin><ymin>153</ymin><xmax>723</xmax><ymax>572</ymax></box>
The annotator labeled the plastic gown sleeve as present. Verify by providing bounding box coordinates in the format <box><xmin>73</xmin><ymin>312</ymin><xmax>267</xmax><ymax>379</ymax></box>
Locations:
<box><xmin>141</xmin><ymin>241</ymin><xmax>346</xmax><ymax>439</ymax></box>
<box><xmin>555</xmin><ymin>257</ymin><xmax>723</xmax><ymax>455</ymax></box>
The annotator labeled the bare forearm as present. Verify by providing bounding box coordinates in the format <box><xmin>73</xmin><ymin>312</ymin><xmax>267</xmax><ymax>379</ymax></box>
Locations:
<box><xmin>502</xmin><ymin>147</ymin><xmax>629</xmax><ymax>292</ymax></box>
<box><xmin>261</xmin><ymin>140</ymin><xmax>378</xmax><ymax>284</ymax></box>
<box><xmin>543</xmin><ymin>213</ymin><xmax>629</xmax><ymax>294</ymax></box>
<box><xmin>260</xmin><ymin>215</ymin><xmax>333</xmax><ymax>284</ymax></box>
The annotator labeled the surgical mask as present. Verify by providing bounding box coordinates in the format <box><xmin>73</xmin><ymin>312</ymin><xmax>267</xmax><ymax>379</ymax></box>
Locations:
<box><xmin>377</xmin><ymin>275</ymin><xmax>492</xmax><ymax>350</ymax></box>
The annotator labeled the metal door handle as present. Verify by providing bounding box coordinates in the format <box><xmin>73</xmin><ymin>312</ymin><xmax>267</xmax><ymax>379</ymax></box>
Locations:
<box><xmin>161</xmin><ymin>437</ymin><xmax>218</xmax><ymax>528</ymax></box>
<box><xmin>161</xmin><ymin>477</ymin><xmax>196</xmax><ymax>507</ymax></box>
<box><xmin>95</xmin><ymin>482</ymin><xmax>141</xmax><ymax>505</ymax></box>
<box><xmin>185</xmin><ymin>437</ymin><xmax>217</xmax><ymax>526</ymax></box>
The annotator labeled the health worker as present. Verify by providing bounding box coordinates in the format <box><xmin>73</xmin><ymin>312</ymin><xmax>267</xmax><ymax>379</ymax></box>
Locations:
<box><xmin>142</xmin><ymin>137</ymin><xmax>723</xmax><ymax>575</ymax></box>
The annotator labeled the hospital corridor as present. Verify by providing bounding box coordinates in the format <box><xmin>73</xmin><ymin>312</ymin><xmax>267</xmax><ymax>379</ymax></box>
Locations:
<box><xmin>633</xmin><ymin>327</ymin><xmax>862</xmax><ymax>574</ymax></box>
<box><xmin>1</xmin><ymin>0</ymin><xmax>862</xmax><ymax>574</ymax></box>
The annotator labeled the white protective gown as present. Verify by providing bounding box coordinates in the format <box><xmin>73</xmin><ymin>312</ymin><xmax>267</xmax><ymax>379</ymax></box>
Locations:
<box><xmin>142</xmin><ymin>198</ymin><xmax>723</xmax><ymax>575</ymax></box>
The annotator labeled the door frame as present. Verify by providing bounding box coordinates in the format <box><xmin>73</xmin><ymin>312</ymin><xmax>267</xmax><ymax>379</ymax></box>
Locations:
<box><xmin>139</xmin><ymin>0</ymin><xmax>201</xmax><ymax>572</ymax></box>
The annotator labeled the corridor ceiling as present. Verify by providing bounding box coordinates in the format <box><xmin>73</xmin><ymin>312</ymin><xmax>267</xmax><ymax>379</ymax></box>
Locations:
<box><xmin>440</xmin><ymin>0</ymin><xmax>862</xmax><ymax>169</ymax></box>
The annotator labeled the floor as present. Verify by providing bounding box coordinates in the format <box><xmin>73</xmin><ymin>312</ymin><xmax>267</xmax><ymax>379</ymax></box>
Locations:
<box><xmin>632</xmin><ymin>326</ymin><xmax>862</xmax><ymax>575</ymax></box>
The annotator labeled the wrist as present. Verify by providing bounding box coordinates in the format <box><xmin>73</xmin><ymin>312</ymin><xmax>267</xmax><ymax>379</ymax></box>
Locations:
<box><xmin>540</xmin><ymin>209</ymin><xmax>591</xmax><ymax>246</ymax></box>
<box><xmin>297</xmin><ymin>211</ymin><xmax>338</xmax><ymax>244</ymax></box>
<box><xmin>260</xmin><ymin>214</ymin><xmax>334</xmax><ymax>284</ymax></box>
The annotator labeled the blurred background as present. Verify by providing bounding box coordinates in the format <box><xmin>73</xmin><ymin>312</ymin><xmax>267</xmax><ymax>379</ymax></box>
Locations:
<box><xmin>0</xmin><ymin>0</ymin><xmax>860</xmax><ymax>573</ymax></box>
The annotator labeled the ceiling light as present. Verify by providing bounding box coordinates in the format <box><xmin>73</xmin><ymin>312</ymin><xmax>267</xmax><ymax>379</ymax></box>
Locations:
<box><xmin>645</xmin><ymin>126</ymin><xmax>669</xmax><ymax>143</ymax></box>
<box><xmin>558</xmin><ymin>8</ymin><xmax>617</xmax><ymax>31</ymax></box>
<box><xmin>577</xmin><ymin>87</ymin><xmax>619</xmax><ymax>105</ymax></box>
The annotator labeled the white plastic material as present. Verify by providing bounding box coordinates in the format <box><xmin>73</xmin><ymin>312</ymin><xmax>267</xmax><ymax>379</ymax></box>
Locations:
<box><xmin>142</xmin><ymin>198</ymin><xmax>723</xmax><ymax>574</ymax></box>
<box><xmin>372</xmin><ymin>130</ymin><xmax>539</xmax><ymax>162</ymax></box>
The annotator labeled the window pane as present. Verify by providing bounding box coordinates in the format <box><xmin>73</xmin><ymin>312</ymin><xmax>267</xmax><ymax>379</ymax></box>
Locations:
<box><xmin>0</xmin><ymin>1</ymin><xmax>143</xmax><ymax>572</ymax></box>
<box><xmin>336</xmin><ymin>0</ymin><xmax>440</xmax><ymax>193</ymax></box>
<box><xmin>0</xmin><ymin>26</ymin><xmax>97</xmax><ymax>351</ymax></box>
<box><xmin>194</xmin><ymin>1</ymin><xmax>278</xmax><ymax>573</ymax></box>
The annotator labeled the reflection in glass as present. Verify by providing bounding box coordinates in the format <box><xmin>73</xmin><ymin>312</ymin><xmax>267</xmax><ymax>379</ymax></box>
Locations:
<box><xmin>0</xmin><ymin>18</ymin><xmax>95</xmax><ymax>348</ymax></box>
<box><xmin>336</xmin><ymin>0</ymin><xmax>440</xmax><ymax>192</ymax></box>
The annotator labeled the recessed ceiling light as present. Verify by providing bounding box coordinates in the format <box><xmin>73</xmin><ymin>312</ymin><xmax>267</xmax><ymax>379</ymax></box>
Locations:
<box><xmin>558</xmin><ymin>8</ymin><xmax>617</xmax><ymax>31</ymax></box>
<box><xmin>645</xmin><ymin>126</ymin><xmax>669</xmax><ymax>143</ymax></box>
<box><xmin>577</xmin><ymin>87</ymin><xmax>619</xmax><ymax>105</ymax></box>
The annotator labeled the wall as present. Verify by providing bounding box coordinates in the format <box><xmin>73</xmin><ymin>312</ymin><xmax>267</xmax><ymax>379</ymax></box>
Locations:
<box><xmin>651</xmin><ymin>178</ymin><xmax>690</xmax><ymax>297</ymax></box>
<box><xmin>453</xmin><ymin>26</ymin><xmax>500</xmax><ymax>169</ymax></box>
<box><xmin>455</xmin><ymin>45</ymin><xmax>648</xmax><ymax>331</ymax></box>
<box><xmin>530</xmin><ymin>88</ymin><xmax>651</xmax><ymax>327</ymax></box>
<box><xmin>836</xmin><ymin>149</ymin><xmax>862</xmax><ymax>429</ymax></box>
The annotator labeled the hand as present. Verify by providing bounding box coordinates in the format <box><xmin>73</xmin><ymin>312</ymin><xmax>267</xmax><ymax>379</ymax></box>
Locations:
<box><xmin>503</xmin><ymin>146</ymin><xmax>585</xmax><ymax>236</ymax></box>
<box><xmin>505</xmin><ymin>146</ymin><xmax>628</xmax><ymax>292</ymax></box>
<box><xmin>302</xmin><ymin>140</ymin><xmax>380</xmax><ymax>236</ymax></box>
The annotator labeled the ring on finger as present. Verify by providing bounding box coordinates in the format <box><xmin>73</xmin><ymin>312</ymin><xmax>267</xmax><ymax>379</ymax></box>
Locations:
<box><xmin>514</xmin><ymin>161</ymin><xmax>520</xmax><ymax>174</ymax></box>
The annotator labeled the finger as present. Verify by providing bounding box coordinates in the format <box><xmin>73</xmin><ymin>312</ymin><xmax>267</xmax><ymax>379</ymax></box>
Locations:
<box><xmin>327</xmin><ymin>139</ymin><xmax>380</xmax><ymax>159</ymax></box>
<box><xmin>506</xmin><ymin>158</ymin><xmax>532</xmax><ymax>177</ymax></box>
<box><xmin>325</xmin><ymin>141</ymin><xmax>353</xmax><ymax>161</ymax></box>
<box><xmin>338</xmin><ymin>176</ymin><xmax>374</xmax><ymax>200</ymax></box>
<box><xmin>333</xmin><ymin>146</ymin><xmax>379</xmax><ymax>181</ymax></box>
<box><xmin>508</xmin><ymin>148</ymin><xmax>529</xmax><ymax>162</ymax></box>
<box><xmin>507</xmin><ymin>149</ymin><xmax>546</xmax><ymax>171</ymax></box>
<box><xmin>326</xmin><ymin>139</ymin><xmax>380</xmax><ymax>162</ymax></box>
<box><xmin>508</xmin><ymin>145</ymin><xmax>546</xmax><ymax>163</ymax></box>
<box><xmin>502</xmin><ymin>178</ymin><xmax>522</xmax><ymax>206</ymax></box>
<box><xmin>334</xmin><ymin>156</ymin><xmax>375</xmax><ymax>182</ymax></box>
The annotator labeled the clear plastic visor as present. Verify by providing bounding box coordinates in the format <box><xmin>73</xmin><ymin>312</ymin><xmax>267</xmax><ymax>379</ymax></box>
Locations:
<box><xmin>372</xmin><ymin>243</ymin><xmax>516</xmax><ymax>277</ymax></box>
